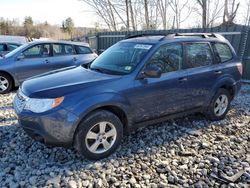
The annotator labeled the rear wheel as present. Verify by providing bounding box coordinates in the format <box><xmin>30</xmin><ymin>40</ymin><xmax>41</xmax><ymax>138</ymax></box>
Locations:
<box><xmin>205</xmin><ymin>88</ymin><xmax>231</xmax><ymax>121</ymax></box>
<box><xmin>0</xmin><ymin>73</ymin><xmax>13</xmax><ymax>94</ymax></box>
<box><xmin>75</xmin><ymin>110</ymin><xmax>123</xmax><ymax>160</ymax></box>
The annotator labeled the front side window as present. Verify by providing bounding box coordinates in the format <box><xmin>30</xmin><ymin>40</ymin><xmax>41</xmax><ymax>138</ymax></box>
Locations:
<box><xmin>23</xmin><ymin>44</ymin><xmax>50</xmax><ymax>58</ymax></box>
<box><xmin>214</xmin><ymin>43</ymin><xmax>233</xmax><ymax>63</ymax></box>
<box><xmin>146</xmin><ymin>43</ymin><xmax>183</xmax><ymax>73</ymax></box>
<box><xmin>184</xmin><ymin>43</ymin><xmax>213</xmax><ymax>69</ymax></box>
<box><xmin>90</xmin><ymin>42</ymin><xmax>152</xmax><ymax>75</ymax></box>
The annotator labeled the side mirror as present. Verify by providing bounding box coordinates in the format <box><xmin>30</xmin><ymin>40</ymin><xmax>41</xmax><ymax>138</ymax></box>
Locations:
<box><xmin>140</xmin><ymin>65</ymin><xmax>162</xmax><ymax>79</ymax></box>
<box><xmin>17</xmin><ymin>54</ymin><xmax>25</xmax><ymax>61</ymax></box>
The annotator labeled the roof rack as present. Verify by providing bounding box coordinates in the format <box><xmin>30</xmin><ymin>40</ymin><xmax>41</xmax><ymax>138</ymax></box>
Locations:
<box><xmin>163</xmin><ymin>33</ymin><xmax>225</xmax><ymax>40</ymax></box>
<box><xmin>125</xmin><ymin>32</ymin><xmax>225</xmax><ymax>41</ymax></box>
<box><xmin>126</xmin><ymin>33</ymin><xmax>166</xmax><ymax>39</ymax></box>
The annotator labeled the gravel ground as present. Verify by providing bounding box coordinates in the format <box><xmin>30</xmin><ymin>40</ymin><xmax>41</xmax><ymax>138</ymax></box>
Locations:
<box><xmin>0</xmin><ymin>85</ymin><xmax>250</xmax><ymax>188</ymax></box>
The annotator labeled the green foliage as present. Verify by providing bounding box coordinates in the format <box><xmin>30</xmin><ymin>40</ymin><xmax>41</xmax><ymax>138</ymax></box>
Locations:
<box><xmin>64</xmin><ymin>17</ymin><xmax>74</xmax><ymax>36</ymax></box>
<box><xmin>23</xmin><ymin>16</ymin><xmax>33</xmax><ymax>27</ymax></box>
<box><xmin>23</xmin><ymin>16</ymin><xmax>34</xmax><ymax>38</ymax></box>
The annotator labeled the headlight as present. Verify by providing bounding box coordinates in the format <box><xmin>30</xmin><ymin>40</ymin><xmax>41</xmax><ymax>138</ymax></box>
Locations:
<box><xmin>24</xmin><ymin>97</ymin><xmax>64</xmax><ymax>113</ymax></box>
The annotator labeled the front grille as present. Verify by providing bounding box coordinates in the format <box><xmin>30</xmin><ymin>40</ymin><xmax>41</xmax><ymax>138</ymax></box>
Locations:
<box><xmin>13</xmin><ymin>91</ymin><xmax>28</xmax><ymax>113</ymax></box>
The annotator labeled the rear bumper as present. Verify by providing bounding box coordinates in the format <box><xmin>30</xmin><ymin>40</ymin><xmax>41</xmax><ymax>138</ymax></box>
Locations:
<box><xmin>233</xmin><ymin>80</ymin><xmax>241</xmax><ymax>97</ymax></box>
<box><xmin>15</xmin><ymin>107</ymin><xmax>79</xmax><ymax>148</ymax></box>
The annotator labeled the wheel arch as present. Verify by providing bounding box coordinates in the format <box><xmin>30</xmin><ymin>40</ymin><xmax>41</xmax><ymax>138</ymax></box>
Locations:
<box><xmin>72</xmin><ymin>104</ymin><xmax>130</xmax><ymax>146</ymax></box>
<box><xmin>206</xmin><ymin>76</ymin><xmax>237</xmax><ymax>108</ymax></box>
<box><xmin>0</xmin><ymin>70</ymin><xmax>16</xmax><ymax>88</ymax></box>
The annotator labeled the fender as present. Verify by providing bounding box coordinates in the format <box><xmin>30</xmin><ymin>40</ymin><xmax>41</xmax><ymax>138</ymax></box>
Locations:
<box><xmin>205</xmin><ymin>75</ymin><xmax>238</xmax><ymax>107</ymax></box>
<box><xmin>67</xmin><ymin>92</ymin><xmax>133</xmax><ymax>139</ymax></box>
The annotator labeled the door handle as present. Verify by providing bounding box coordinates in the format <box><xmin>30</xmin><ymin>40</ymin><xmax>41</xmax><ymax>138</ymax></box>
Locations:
<box><xmin>44</xmin><ymin>59</ymin><xmax>49</xmax><ymax>63</ymax></box>
<box><xmin>214</xmin><ymin>70</ymin><xmax>222</xmax><ymax>75</ymax></box>
<box><xmin>178</xmin><ymin>77</ymin><xmax>188</xmax><ymax>82</ymax></box>
<box><xmin>73</xmin><ymin>57</ymin><xmax>77</xmax><ymax>61</ymax></box>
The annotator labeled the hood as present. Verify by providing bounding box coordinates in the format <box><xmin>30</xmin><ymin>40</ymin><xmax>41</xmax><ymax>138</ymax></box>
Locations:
<box><xmin>21</xmin><ymin>66</ymin><xmax>121</xmax><ymax>98</ymax></box>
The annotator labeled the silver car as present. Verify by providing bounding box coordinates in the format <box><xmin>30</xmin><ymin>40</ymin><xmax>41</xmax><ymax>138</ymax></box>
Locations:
<box><xmin>0</xmin><ymin>40</ymin><xmax>98</xmax><ymax>93</ymax></box>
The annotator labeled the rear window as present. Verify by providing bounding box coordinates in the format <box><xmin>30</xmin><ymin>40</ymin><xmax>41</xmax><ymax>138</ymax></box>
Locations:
<box><xmin>76</xmin><ymin>46</ymin><xmax>93</xmax><ymax>54</ymax></box>
<box><xmin>214</xmin><ymin>43</ymin><xmax>233</xmax><ymax>63</ymax></box>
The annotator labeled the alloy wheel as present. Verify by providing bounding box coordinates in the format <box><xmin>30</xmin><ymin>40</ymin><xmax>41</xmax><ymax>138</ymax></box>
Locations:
<box><xmin>0</xmin><ymin>76</ymin><xmax>9</xmax><ymax>92</ymax></box>
<box><xmin>214</xmin><ymin>94</ymin><xmax>228</xmax><ymax>117</ymax></box>
<box><xmin>85</xmin><ymin>121</ymin><xmax>117</xmax><ymax>154</ymax></box>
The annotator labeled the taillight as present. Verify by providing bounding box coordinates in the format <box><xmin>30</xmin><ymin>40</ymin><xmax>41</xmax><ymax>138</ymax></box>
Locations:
<box><xmin>237</xmin><ymin>63</ymin><xmax>243</xmax><ymax>75</ymax></box>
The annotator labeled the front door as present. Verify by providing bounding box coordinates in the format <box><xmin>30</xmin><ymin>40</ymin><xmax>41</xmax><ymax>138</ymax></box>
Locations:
<box><xmin>15</xmin><ymin>43</ymin><xmax>52</xmax><ymax>82</ymax></box>
<box><xmin>130</xmin><ymin>43</ymin><xmax>189</xmax><ymax>122</ymax></box>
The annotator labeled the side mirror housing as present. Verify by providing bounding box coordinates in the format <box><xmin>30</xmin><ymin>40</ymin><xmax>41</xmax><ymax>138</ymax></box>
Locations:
<box><xmin>139</xmin><ymin>65</ymin><xmax>162</xmax><ymax>79</ymax></box>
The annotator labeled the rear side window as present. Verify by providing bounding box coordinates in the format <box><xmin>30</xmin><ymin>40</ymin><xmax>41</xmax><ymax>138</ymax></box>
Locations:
<box><xmin>0</xmin><ymin>44</ymin><xmax>4</xmax><ymax>51</ymax></box>
<box><xmin>214</xmin><ymin>43</ymin><xmax>233</xmax><ymax>63</ymax></box>
<box><xmin>184</xmin><ymin>43</ymin><xmax>213</xmax><ymax>69</ymax></box>
<box><xmin>53</xmin><ymin>44</ymin><xmax>75</xmax><ymax>56</ymax></box>
<box><xmin>0</xmin><ymin>44</ymin><xmax>7</xmax><ymax>51</ymax></box>
<box><xmin>147</xmin><ymin>43</ymin><xmax>183</xmax><ymax>73</ymax></box>
<box><xmin>8</xmin><ymin>43</ymin><xmax>20</xmax><ymax>51</ymax></box>
<box><xmin>53</xmin><ymin>44</ymin><xmax>64</xmax><ymax>55</ymax></box>
<box><xmin>76</xmin><ymin>46</ymin><xmax>93</xmax><ymax>54</ymax></box>
<box><xmin>64</xmin><ymin>45</ymin><xmax>75</xmax><ymax>55</ymax></box>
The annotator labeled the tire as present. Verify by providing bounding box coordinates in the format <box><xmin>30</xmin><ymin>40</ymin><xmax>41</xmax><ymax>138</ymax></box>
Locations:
<box><xmin>205</xmin><ymin>88</ymin><xmax>231</xmax><ymax>121</ymax></box>
<box><xmin>0</xmin><ymin>73</ymin><xmax>13</xmax><ymax>94</ymax></box>
<box><xmin>75</xmin><ymin>110</ymin><xmax>123</xmax><ymax>160</ymax></box>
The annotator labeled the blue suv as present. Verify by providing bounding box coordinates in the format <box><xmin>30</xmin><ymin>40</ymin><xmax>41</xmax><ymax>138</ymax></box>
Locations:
<box><xmin>14</xmin><ymin>33</ymin><xmax>242</xmax><ymax>160</ymax></box>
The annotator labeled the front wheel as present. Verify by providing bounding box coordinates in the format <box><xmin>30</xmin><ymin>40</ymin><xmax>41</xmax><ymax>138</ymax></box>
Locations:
<box><xmin>205</xmin><ymin>88</ymin><xmax>231</xmax><ymax>121</ymax></box>
<box><xmin>75</xmin><ymin>110</ymin><xmax>123</xmax><ymax>160</ymax></box>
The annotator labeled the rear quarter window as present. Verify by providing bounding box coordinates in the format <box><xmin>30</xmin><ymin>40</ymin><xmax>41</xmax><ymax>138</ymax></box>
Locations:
<box><xmin>76</xmin><ymin>46</ymin><xmax>93</xmax><ymax>54</ymax></box>
<box><xmin>214</xmin><ymin>43</ymin><xmax>233</xmax><ymax>63</ymax></box>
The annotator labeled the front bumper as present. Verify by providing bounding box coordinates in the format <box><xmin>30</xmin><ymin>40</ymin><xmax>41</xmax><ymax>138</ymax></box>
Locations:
<box><xmin>14</xmin><ymin>95</ymin><xmax>79</xmax><ymax>148</ymax></box>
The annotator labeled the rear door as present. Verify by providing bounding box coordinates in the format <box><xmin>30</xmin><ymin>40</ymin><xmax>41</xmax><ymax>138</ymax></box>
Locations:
<box><xmin>49</xmin><ymin>43</ymin><xmax>76</xmax><ymax>70</ymax></box>
<box><xmin>15</xmin><ymin>43</ymin><xmax>52</xmax><ymax>82</ymax></box>
<box><xmin>131</xmin><ymin>43</ymin><xmax>189</xmax><ymax>122</ymax></box>
<box><xmin>74</xmin><ymin>45</ymin><xmax>97</xmax><ymax>66</ymax></box>
<box><xmin>183</xmin><ymin>42</ymin><xmax>218</xmax><ymax>109</ymax></box>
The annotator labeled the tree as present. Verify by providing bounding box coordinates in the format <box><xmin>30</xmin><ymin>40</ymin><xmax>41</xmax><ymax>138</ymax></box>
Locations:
<box><xmin>169</xmin><ymin>0</ymin><xmax>193</xmax><ymax>29</ymax></box>
<box><xmin>197</xmin><ymin>0</ymin><xmax>207</xmax><ymax>28</ymax></box>
<box><xmin>64</xmin><ymin>17</ymin><xmax>74</xmax><ymax>38</ymax></box>
<box><xmin>158</xmin><ymin>0</ymin><xmax>170</xmax><ymax>29</ymax></box>
<box><xmin>144</xmin><ymin>0</ymin><xmax>150</xmax><ymax>29</ymax></box>
<box><xmin>125</xmin><ymin>0</ymin><xmax>130</xmax><ymax>30</ymax></box>
<box><xmin>195</xmin><ymin>0</ymin><xmax>224</xmax><ymax>28</ymax></box>
<box><xmin>23</xmin><ymin>16</ymin><xmax>34</xmax><ymax>37</ymax></box>
<box><xmin>223</xmin><ymin>0</ymin><xmax>240</xmax><ymax>25</ymax></box>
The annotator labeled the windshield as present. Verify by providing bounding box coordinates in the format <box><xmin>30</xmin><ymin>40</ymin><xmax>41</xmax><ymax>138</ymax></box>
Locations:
<box><xmin>4</xmin><ymin>43</ymin><xmax>29</xmax><ymax>58</ymax></box>
<box><xmin>90</xmin><ymin>42</ymin><xmax>152</xmax><ymax>75</ymax></box>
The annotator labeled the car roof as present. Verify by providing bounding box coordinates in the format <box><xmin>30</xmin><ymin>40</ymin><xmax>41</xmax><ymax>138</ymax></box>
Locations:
<box><xmin>121</xmin><ymin>33</ymin><xmax>228</xmax><ymax>45</ymax></box>
<box><xmin>27</xmin><ymin>40</ymin><xmax>90</xmax><ymax>47</ymax></box>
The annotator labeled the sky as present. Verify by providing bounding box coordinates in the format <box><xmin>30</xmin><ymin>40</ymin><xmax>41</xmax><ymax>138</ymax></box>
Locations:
<box><xmin>0</xmin><ymin>0</ymin><xmax>98</xmax><ymax>27</ymax></box>
<box><xmin>0</xmin><ymin>0</ymin><xmax>248</xmax><ymax>29</ymax></box>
